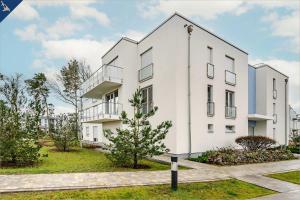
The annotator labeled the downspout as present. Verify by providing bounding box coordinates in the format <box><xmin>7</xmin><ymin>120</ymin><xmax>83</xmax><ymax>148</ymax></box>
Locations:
<box><xmin>184</xmin><ymin>24</ymin><xmax>193</xmax><ymax>157</ymax></box>
<box><xmin>285</xmin><ymin>79</ymin><xmax>288</xmax><ymax>146</ymax></box>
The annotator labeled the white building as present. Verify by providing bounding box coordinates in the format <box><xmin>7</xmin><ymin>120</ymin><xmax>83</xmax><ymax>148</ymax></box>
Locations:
<box><xmin>80</xmin><ymin>13</ymin><xmax>289</xmax><ymax>156</ymax></box>
<box><xmin>289</xmin><ymin>106</ymin><xmax>300</xmax><ymax>136</ymax></box>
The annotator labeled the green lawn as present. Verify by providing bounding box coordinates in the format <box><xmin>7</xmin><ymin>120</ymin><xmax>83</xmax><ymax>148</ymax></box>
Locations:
<box><xmin>0</xmin><ymin>147</ymin><xmax>179</xmax><ymax>174</ymax></box>
<box><xmin>267</xmin><ymin>171</ymin><xmax>300</xmax><ymax>185</ymax></box>
<box><xmin>0</xmin><ymin>179</ymin><xmax>276</xmax><ymax>200</ymax></box>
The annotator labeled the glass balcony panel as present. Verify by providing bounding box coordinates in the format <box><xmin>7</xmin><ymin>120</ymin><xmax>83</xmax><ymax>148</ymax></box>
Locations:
<box><xmin>225</xmin><ymin>70</ymin><xmax>236</xmax><ymax>85</ymax></box>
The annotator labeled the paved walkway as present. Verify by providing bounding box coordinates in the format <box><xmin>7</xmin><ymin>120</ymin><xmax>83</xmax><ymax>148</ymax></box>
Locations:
<box><xmin>0</xmin><ymin>157</ymin><xmax>299</xmax><ymax>196</ymax></box>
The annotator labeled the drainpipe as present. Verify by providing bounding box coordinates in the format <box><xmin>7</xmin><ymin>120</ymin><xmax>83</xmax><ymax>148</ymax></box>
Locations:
<box><xmin>184</xmin><ymin>24</ymin><xmax>193</xmax><ymax>157</ymax></box>
<box><xmin>285</xmin><ymin>79</ymin><xmax>288</xmax><ymax>146</ymax></box>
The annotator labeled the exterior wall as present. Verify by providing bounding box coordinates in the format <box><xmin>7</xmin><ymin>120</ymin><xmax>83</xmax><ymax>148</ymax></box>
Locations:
<box><xmin>255</xmin><ymin>67</ymin><xmax>288</xmax><ymax>145</ymax></box>
<box><xmin>82</xmin><ymin>123</ymin><xmax>103</xmax><ymax>142</ymax></box>
<box><xmin>248</xmin><ymin>66</ymin><xmax>256</xmax><ymax>114</ymax></box>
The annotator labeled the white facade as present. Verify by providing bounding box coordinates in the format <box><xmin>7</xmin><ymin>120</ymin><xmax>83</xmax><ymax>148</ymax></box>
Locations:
<box><xmin>248</xmin><ymin>64</ymin><xmax>289</xmax><ymax>145</ymax></box>
<box><xmin>80</xmin><ymin>13</ymin><xmax>289</xmax><ymax>155</ymax></box>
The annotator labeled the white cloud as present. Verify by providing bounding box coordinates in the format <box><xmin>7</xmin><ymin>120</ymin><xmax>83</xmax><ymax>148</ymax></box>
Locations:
<box><xmin>14</xmin><ymin>24</ymin><xmax>45</xmax><ymax>41</ymax></box>
<box><xmin>41</xmin><ymin>39</ymin><xmax>115</xmax><ymax>71</ymax></box>
<box><xmin>122</xmin><ymin>30</ymin><xmax>146</xmax><ymax>41</ymax></box>
<box><xmin>10</xmin><ymin>1</ymin><xmax>39</xmax><ymax>20</ymax></box>
<box><xmin>250</xmin><ymin>58</ymin><xmax>300</xmax><ymax>112</ymax></box>
<box><xmin>69</xmin><ymin>4</ymin><xmax>110</xmax><ymax>26</ymax></box>
<box><xmin>54</xmin><ymin>105</ymin><xmax>74</xmax><ymax>115</ymax></box>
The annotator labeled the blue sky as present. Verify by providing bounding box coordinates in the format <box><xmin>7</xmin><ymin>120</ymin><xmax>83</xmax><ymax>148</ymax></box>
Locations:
<box><xmin>0</xmin><ymin>0</ymin><xmax>299</xmax><ymax>113</ymax></box>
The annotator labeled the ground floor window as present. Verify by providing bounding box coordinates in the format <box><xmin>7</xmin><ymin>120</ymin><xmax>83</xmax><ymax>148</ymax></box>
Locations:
<box><xmin>208</xmin><ymin>124</ymin><xmax>214</xmax><ymax>133</ymax></box>
<box><xmin>141</xmin><ymin>85</ymin><xmax>153</xmax><ymax>114</ymax></box>
<box><xmin>225</xmin><ymin>125</ymin><xmax>235</xmax><ymax>133</ymax></box>
<box><xmin>86</xmin><ymin>127</ymin><xmax>89</xmax><ymax>137</ymax></box>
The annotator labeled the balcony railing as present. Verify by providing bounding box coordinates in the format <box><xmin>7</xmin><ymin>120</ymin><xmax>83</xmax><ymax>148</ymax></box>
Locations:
<box><xmin>225</xmin><ymin>70</ymin><xmax>236</xmax><ymax>86</ymax></box>
<box><xmin>273</xmin><ymin>114</ymin><xmax>277</xmax><ymax>124</ymax></box>
<box><xmin>207</xmin><ymin>102</ymin><xmax>215</xmax><ymax>116</ymax></box>
<box><xmin>81</xmin><ymin>102</ymin><xmax>122</xmax><ymax>122</ymax></box>
<box><xmin>225</xmin><ymin>106</ymin><xmax>236</xmax><ymax>119</ymax></box>
<box><xmin>80</xmin><ymin>64</ymin><xmax>123</xmax><ymax>97</ymax></box>
<box><xmin>139</xmin><ymin>63</ymin><xmax>153</xmax><ymax>82</ymax></box>
<box><xmin>207</xmin><ymin>63</ymin><xmax>214</xmax><ymax>79</ymax></box>
<box><xmin>273</xmin><ymin>89</ymin><xmax>277</xmax><ymax>99</ymax></box>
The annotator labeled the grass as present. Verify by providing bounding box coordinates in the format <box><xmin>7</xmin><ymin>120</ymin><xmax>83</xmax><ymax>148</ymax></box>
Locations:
<box><xmin>0</xmin><ymin>146</ymin><xmax>184</xmax><ymax>174</ymax></box>
<box><xmin>266</xmin><ymin>170</ymin><xmax>300</xmax><ymax>185</ymax></box>
<box><xmin>0</xmin><ymin>179</ymin><xmax>276</xmax><ymax>200</ymax></box>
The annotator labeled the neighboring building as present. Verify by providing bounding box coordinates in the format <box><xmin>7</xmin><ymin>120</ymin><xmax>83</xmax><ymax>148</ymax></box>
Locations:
<box><xmin>40</xmin><ymin>104</ymin><xmax>56</xmax><ymax>132</ymax></box>
<box><xmin>80</xmin><ymin>13</ymin><xmax>289</xmax><ymax>156</ymax></box>
<box><xmin>289</xmin><ymin>106</ymin><xmax>300</xmax><ymax>136</ymax></box>
<box><xmin>248</xmin><ymin>64</ymin><xmax>289</xmax><ymax>145</ymax></box>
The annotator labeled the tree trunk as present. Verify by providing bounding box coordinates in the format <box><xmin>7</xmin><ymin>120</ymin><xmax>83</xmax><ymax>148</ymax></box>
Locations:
<box><xmin>133</xmin><ymin>153</ymin><xmax>138</xmax><ymax>168</ymax></box>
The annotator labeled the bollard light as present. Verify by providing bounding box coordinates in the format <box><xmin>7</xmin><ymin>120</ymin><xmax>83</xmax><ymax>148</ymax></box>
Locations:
<box><xmin>171</xmin><ymin>156</ymin><xmax>178</xmax><ymax>191</ymax></box>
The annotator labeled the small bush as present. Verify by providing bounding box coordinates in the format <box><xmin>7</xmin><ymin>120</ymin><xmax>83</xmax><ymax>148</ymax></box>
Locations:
<box><xmin>190</xmin><ymin>147</ymin><xmax>295</xmax><ymax>166</ymax></box>
<box><xmin>235</xmin><ymin>136</ymin><xmax>276</xmax><ymax>151</ymax></box>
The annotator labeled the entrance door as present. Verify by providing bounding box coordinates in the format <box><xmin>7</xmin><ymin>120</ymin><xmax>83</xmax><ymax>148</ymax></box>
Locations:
<box><xmin>93</xmin><ymin>126</ymin><xmax>98</xmax><ymax>142</ymax></box>
<box><xmin>105</xmin><ymin>90</ymin><xmax>118</xmax><ymax>114</ymax></box>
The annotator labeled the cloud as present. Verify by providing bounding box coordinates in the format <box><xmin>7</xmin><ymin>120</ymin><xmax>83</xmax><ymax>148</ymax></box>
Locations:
<box><xmin>263</xmin><ymin>11</ymin><xmax>300</xmax><ymax>54</ymax></box>
<box><xmin>54</xmin><ymin>105</ymin><xmax>74</xmax><ymax>115</ymax></box>
<box><xmin>14</xmin><ymin>24</ymin><xmax>45</xmax><ymax>41</ymax></box>
<box><xmin>41</xmin><ymin>39</ymin><xmax>115</xmax><ymax>71</ymax></box>
<box><xmin>139</xmin><ymin>0</ymin><xmax>300</xmax><ymax>19</ymax></box>
<box><xmin>250</xmin><ymin>58</ymin><xmax>300</xmax><ymax>112</ymax></box>
<box><xmin>10</xmin><ymin>1</ymin><xmax>39</xmax><ymax>20</ymax></box>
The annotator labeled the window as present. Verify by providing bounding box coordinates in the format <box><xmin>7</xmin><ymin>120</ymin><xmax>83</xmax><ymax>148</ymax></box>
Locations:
<box><xmin>207</xmin><ymin>46</ymin><xmax>213</xmax><ymax>64</ymax></box>
<box><xmin>208</xmin><ymin>85</ymin><xmax>213</xmax><ymax>102</ymax></box>
<box><xmin>141</xmin><ymin>86</ymin><xmax>153</xmax><ymax>114</ymax></box>
<box><xmin>225</xmin><ymin>90</ymin><xmax>235</xmax><ymax>107</ymax></box>
<box><xmin>225</xmin><ymin>56</ymin><xmax>234</xmax><ymax>72</ymax></box>
<box><xmin>273</xmin><ymin>128</ymin><xmax>276</xmax><ymax>141</ymax></box>
<box><xmin>273</xmin><ymin>103</ymin><xmax>276</xmax><ymax>115</ymax></box>
<box><xmin>225</xmin><ymin>125</ymin><xmax>235</xmax><ymax>133</ymax></box>
<box><xmin>141</xmin><ymin>48</ymin><xmax>152</xmax><ymax>68</ymax></box>
<box><xmin>86</xmin><ymin>127</ymin><xmax>89</xmax><ymax>137</ymax></box>
<box><xmin>105</xmin><ymin>90</ymin><xmax>119</xmax><ymax>114</ymax></box>
<box><xmin>273</xmin><ymin>78</ymin><xmax>276</xmax><ymax>91</ymax></box>
<box><xmin>208</xmin><ymin>124</ymin><xmax>214</xmax><ymax>133</ymax></box>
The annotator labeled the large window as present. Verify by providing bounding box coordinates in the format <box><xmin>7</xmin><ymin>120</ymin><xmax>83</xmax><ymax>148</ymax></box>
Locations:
<box><xmin>273</xmin><ymin>78</ymin><xmax>276</xmax><ymax>90</ymax></box>
<box><xmin>225</xmin><ymin>90</ymin><xmax>235</xmax><ymax>107</ymax></box>
<box><xmin>93</xmin><ymin>126</ymin><xmax>98</xmax><ymax>142</ymax></box>
<box><xmin>86</xmin><ymin>127</ymin><xmax>89</xmax><ymax>137</ymax></box>
<box><xmin>225</xmin><ymin>56</ymin><xmax>234</xmax><ymax>72</ymax></box>
<box><xmin>207</xmin><ymin>46</ymin><xmax>213</xmax><ymax>64</ymax></box>
<box><xmin>225</xmin><ymin>125</ymin><xmax>235</xmax><ymax>133</ymax></box>
<box><xmin>141</xmin><ymin>48</ymin><xmax>152</xmax><ymax>68</ymax></box>
<box><xmin>225</xmin><ymin>90</ymin><xmax>236</xmax><ymax>118</ymax></box>
<box><xmin>105</xmin><ymin>90</ymin><xmax>119</xmax><ymax>115</ymax></box>
<box><xmin>207</xmin><ymin>85</ymin><xmax>214</xmax><ymax>116</ymax></box>
<box><xmin>141</xmin><ymin>86</ymin><xmax>153</xmax><ymax>114</ymax></box>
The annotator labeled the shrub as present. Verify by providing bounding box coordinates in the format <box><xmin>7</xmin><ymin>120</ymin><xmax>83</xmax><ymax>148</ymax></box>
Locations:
<box><xmin>190</xmin><ymin>147</ymin><xmax>295</xmax><ymax>166</ymax></box>
<box><xmin>51</xmin><ymin>114</ymin><xmax>78</xmax><ymax>152</ymax></box>
<box><xmin>235</xmin><ymin>136</ymin><xmax>276</xmax><ymax>151</ymax></box>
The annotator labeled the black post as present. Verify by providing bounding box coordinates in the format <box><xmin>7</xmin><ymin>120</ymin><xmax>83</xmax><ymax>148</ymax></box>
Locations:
<box><xmin>171</xmin><ymin>156</ymin><xmax>178</xmax><ymax>191</ymax></box>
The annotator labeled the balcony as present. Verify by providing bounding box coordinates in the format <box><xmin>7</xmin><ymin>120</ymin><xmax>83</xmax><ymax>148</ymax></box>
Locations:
<box><xmin>225</xmin><ymin>106</ymin><xmax>236</xmax><ymax>119</ymax></box>
<box><xmin>273</xmin><ymin>89</ymin><xmax>277</xmax><ymax>99</ymax></box>
<box><xmin>225</xmin><ymin>70</ymin><xmax>236</xmax><ymax>86</ymax></box>
<box><xmin>207</xmin><ymin>102</ymin><xmax>215</xmax><ymax>116</ymax></box>
<box><xmin>207</xmin><ymin>63</ymin><xmax>214</xmax><ymax>79</ymax></box>
<box><xmin>81</xmin><ymin>102</ymin><xmax>122</xmax><ymax>123</ymax></box>
<box><xmin>139</xmin><ymin>63</ymin><xmax>153</xmax><ymax>82</ymax></box>
<box><xmin>80</xmin><ymin>65</ymin><xmax>123</xmax><ymax>98</ymax></box>
<box><xmin>273</xmin><ymin>114</ymin><xmax>277</xmax><ymax>124</ymax></box>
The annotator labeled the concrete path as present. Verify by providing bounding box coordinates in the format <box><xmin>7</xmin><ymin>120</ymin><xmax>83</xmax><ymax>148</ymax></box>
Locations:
<box><xmin>250</xmin><ymin>190</ymin><xmax>300</xmax><ymax>200</ymax></box>
<box><xmin>0</xmin><ymin>158</ymin><xmax>299</xmax><ymax>195</ymax></box>
<box><xmin>236</xmin><ymin>175</ymin><xmax>300</xmax><ymax>193</ymax></box>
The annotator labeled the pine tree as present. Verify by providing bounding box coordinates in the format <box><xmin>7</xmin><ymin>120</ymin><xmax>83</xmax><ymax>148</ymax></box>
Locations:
<box><xmin>104</xmin><ymin>88</ymin><xmax>172</xmax><ymax>168</ymax></box>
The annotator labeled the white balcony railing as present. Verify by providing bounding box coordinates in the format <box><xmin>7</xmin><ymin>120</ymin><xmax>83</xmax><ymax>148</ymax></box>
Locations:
<box><xmin>139</xmin><ymin>64</ymin><xmax>153</xmax><ymax>82</ymax></box>
<box><xmin>225</xmin><ymin>106</ymin><xmax>236</xmax><ymax>119</ymax></box>
<box><xmin>81</xmin><ymin>102</ymin><xmax>122</xmax><ymax>122</ymax></box>
<box><xmin>207</xmin><ymin>63</ymin><xmax>214</xmax><ymax>79</ymax></box>
<box><xmin>80</xmin><ymin>64</ymin><xmax>123</xmax><ymax>97</ymax></box>
<box><xmin>207</xmin><ymin>102</ymin><xmax>214</xmax><ymax>116</ymax></box>
<box><xmin>225</xmin><ymin>70</ymin><xmax>236</xmax><ymax>86</ymax></box>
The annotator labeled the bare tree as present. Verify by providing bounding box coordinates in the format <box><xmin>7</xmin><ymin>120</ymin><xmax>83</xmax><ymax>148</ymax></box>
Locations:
<box><xmin>49</xmin><ymin>59</ymin><xmax>91</xmax><ymax>140</ymax></box>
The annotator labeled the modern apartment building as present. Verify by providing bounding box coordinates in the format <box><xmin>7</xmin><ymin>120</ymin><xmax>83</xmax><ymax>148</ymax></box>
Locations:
<box><xmin>80</xmin><ymin>13</ymin><xmax>289</xmax><ymax>156</ymax></box>
<box><xmin>289</xmin><ymin>106</ymin><xmax>300</xmax><ymax>136</ymax></box>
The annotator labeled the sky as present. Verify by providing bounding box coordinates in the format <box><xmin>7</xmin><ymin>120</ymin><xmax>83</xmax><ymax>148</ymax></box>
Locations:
<box><xmin>0</xmin><ymin>0</ymin><xmax>299</xmax><ymax>114</ymax></box>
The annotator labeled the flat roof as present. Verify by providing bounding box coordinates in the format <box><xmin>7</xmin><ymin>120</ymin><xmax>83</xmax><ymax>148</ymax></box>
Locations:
<box><xmin>101</xmin><ymin>12</ymin><xmax>248</xmax><ymax>59</ymax></box>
